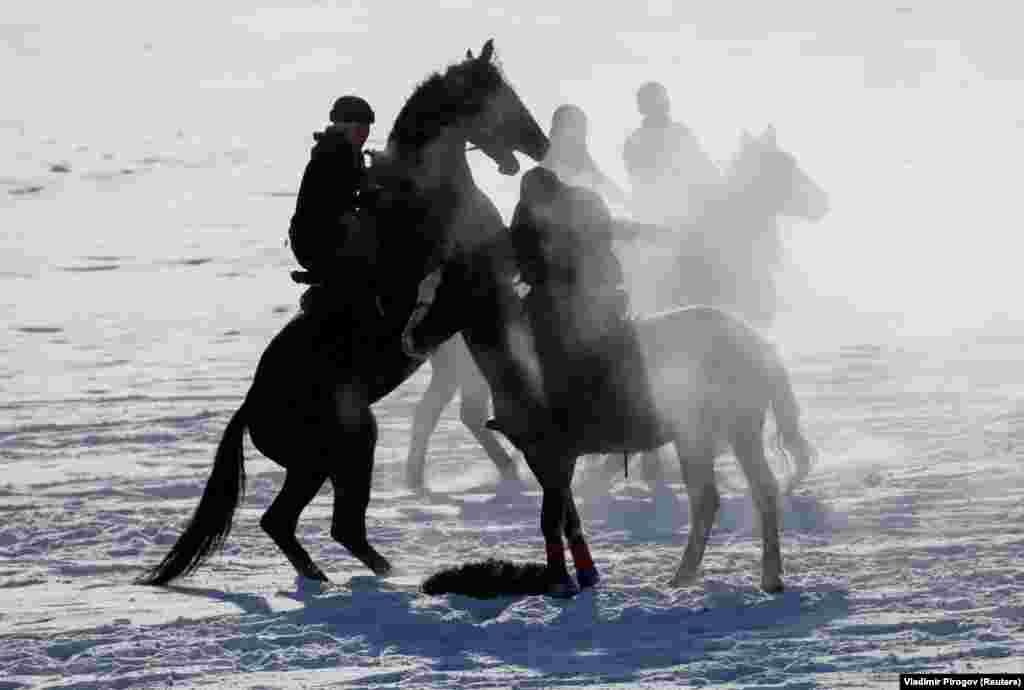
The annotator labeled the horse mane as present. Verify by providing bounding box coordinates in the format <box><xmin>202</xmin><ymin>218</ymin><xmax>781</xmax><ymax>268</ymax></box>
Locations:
<box><xmin>387</xmin><ymin>49</ymin><xmax>508</xmax><ymax>157</ymax></box>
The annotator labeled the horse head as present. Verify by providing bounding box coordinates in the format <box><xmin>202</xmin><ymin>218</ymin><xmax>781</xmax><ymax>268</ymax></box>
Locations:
<box><xmin>731</xmin><ymin>126</ymin><xmax>829</xmax><ymax>222</ymax></box>
<box><xmin>459</xmin><ymin>40</ymin><xmax>549</xmax><ymax>175</ymax></box>
<box><xmin>388</xmin><ymin>42</ymin><xmax>547</xmax><ymax>359</ymax></box>
<box><xmin>386</xmin><ymin>39</ymin><xmax>548</xmax><ymax>182</ymax></box>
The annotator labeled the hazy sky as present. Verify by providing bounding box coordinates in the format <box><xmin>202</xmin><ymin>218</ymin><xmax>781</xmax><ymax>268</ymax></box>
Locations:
<box><xmin>3</xmin><ymin>0</ymin><xmax>1022</xmax><ymax>319</ymax></box>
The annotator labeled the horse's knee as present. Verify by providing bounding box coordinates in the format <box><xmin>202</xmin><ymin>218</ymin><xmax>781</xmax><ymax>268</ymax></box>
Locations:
<box><xmin>331</xmin><ymin>523</ymin><xmax>368</xmax><ymax>547</ymax></box>
<box><xmin>707</xmin><ymin>484</ymin><xmax>721</xmax><ymax>515</ymax></box>
<box><xmin>330</xmin><ymin>501</ymin><xmax>369</xmax><ymax>548</ymax></box>
<box><xmin>687</xmin><ymin>478</ymin><xmax>720</xmax><ymax>523</ymax></box>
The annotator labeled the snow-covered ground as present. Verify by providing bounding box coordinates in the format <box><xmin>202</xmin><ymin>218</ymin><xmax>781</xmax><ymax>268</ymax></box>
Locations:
<box><xmin>4</xmin><ymin>3</ymin><xmax>1023</xmax><ymax>688</ymax></box>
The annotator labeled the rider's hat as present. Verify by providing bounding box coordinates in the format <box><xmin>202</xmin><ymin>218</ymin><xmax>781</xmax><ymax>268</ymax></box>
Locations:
<box><xmin>329</xmin><ymin>95</ymin><xmax>375</xmax><ymax>125</ymax></box>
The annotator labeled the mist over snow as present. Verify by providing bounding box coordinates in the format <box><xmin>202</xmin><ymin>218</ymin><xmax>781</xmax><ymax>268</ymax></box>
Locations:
<box><xmin>6</xmin><ymin>0</ymin><xmax>1022</xmax><ymax>328</ymax></box>
<box><xmin>2</xmin><ymin>2</ymin><xmax>1023</xmax><ymax>689</ymax></box>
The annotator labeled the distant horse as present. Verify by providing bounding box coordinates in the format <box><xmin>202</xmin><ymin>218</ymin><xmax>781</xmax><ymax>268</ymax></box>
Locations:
<box><xmin>630</xmin><ymin>125</ymin><xmax>829</xmax><ymax>325</ymax></box>
<box><xmin>136</xmin><ymin>40</ymin><xmax>549</xmax><ymax>587</ymax></box>
<box><xmin>405</xmin><ymin>335</ymin><xmax>518</xmax><ymax>491</ymax></box>
<box><xmin>594</xmin><ymin>125</ymin><xmax>829</xmax><ymax>482</ymax></box>
<box><xmin>404</xmin><ymin>187</ymin><xmax>818</xmax><ymax>596</ymax></box>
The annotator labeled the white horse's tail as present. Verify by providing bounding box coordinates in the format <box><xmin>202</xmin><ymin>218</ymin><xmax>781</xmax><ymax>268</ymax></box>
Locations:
<box><xmin>767</xmin><ymin>351</ymin><xmax>816</xmax><ymax>494</ymax></box>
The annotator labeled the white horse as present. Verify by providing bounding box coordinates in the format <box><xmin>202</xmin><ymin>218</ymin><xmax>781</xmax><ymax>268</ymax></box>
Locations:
<box><xmin>404</xmin><ymin>125</ymin><xmax>828</xmax><ymax>492</ymax></box>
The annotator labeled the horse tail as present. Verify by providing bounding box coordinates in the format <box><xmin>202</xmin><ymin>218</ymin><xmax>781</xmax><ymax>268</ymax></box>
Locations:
<box><xmin>136</xmin><ymin>398</ymin><xmax>249</xmax><ymax>586</ymax></box>
<box><xmin>766</xmin><ymin>349</ymin><xmax>816</xmax><ymax>495</ymax></box>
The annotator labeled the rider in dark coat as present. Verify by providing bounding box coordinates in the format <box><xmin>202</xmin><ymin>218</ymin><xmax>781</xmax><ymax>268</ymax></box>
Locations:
<box><xmin>509</xmin><ymin>167</ymin><xmax>648</xmax><ymax>436</ymax></box>
<box><xmin>288</xmin><ymin>95</ymin><xmax>382</xmax><ymax>375</ymax></box>
<box><xmin>511</xmin><ymin>167</ymin><xmax>627</xmax><ymax>338</ymax></box>
<box><xmin>289</xmin><ymin>95</ymin><xmax>378</xmax><ymax>305</ymax></box>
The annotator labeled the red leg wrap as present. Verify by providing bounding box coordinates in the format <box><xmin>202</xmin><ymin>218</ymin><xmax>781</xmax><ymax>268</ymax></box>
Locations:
<box><xmin>546</xmin><ymin>542</ymin><xmax>567</xmax><ymax>568</ymax></box>
<box><xmin>569</xmin><ymin>540</ymin><xmax>594</xmax><ymax>571</ymax></box>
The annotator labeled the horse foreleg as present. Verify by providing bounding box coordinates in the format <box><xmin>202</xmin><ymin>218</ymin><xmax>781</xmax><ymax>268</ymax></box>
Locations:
<box><xmin>641</xmin><ymin>449</ymin><xmax>667</xmax><ymax>485</ymax></box>
<box><xmin>563</xmin><ymin>487</ymin><xmax>599</xmax><ymax>588</ymax></box>
<box><xmin>732</xmin><ymin>419</ymin><xmax>784</xmax><ymax>593</ymax></box>
<box><xmin>405</xmin><ymin>350</ymin><xmax>460</xmax><ymax>491</ymax></box>
<box><xmin>522</xmin><ymin>447</ymin><xmax>582</xmax><ymax>597</ymax></box>
<box><xmin>540</xmin><ymin>487</ymin><xmax>580</xmax><ymax>597</ymax></box>
<box><xmin>670</xmin><ymin>439</ymin><xmax>719</xmax><ymax>588</ymax></box>
<box><xmin>261</xmin><ymin>470</ymin><xmax>330</xmax><ymax>581</ymax></box>
<box><xmin>329</xmin><ymin>401</ymin><xmax>392</xmax><ymax>576</ymax></box>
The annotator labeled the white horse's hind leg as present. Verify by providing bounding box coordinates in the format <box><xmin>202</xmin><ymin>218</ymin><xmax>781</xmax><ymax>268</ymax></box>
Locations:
<box><xmin>456</xmin><ymin>354</ymin><xmax>519</xmax><ymax>481</ymax></box>
<box><xmin>732</xmin><ymin>416</ymin><xmax>785</xmax><ymax>593</ymax></box>
<box><xmin>669</xmin><ymin>439</ymin><xmax>719</xmax><ymax>587</ymax></box>
<box><xmin>405</xmin><ymin>340</ymin><xmax>461</xmax><ymax>490</ymax></box>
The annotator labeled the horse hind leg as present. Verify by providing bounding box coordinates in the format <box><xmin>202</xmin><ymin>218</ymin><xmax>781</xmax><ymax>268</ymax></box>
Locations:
<box><xmin>731</xmin><ymin>413</ymin><xmax>785</xmax><ymax>593</ymax></box>
<box><xmin>329</xmin><ymin>404</ymin><xmax>392</xmax><ymax>576</ymax></box>
<box><xmin>405</xmin><ymin>343</ymin><xmax>460</xmax><ymax>490</ymax></box>
<box><xmin>669</xmin><ymin>437</ymin><xmax>719</xmax><ymax>588</ymax></box>
<box><xmin>260</xmin><ymin>470</ymin><xmax>330</xmax><ymax>581</ymax></box>
<box><xmin>457</xmin><ymin>361</ymin><xmax>519</xmax><ymax>482</ymax></box>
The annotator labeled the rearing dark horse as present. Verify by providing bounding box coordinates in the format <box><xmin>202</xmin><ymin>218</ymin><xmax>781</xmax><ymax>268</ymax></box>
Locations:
<box><xmin>137</xmin><ymin>40</ymin><xmax>548</xmax><ymax>587</ymax></box>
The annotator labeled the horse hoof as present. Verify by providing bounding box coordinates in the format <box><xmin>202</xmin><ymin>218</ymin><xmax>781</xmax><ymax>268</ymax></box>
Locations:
<box><xmin>762</xmin><ymin>579</ymin><xmax>785</xmax><ymax>594</ymax></box>
<box><xmin>547</xmin><ymin>578</ymin><xmax>580</xmax><ymax>599</ymax></box>
<box><xmin>576</xmin><ymin>567</ymin><xmax>600</xmax><ymax>589</ymax></box>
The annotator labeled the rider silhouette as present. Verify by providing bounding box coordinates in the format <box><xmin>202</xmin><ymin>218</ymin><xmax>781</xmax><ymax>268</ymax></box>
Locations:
<box><xmin>622</xmin><ymin>81</ymin><xmax>720</xmax><ymax>223</ymax></box>
<box><xmin>289</xmin><ymin>95</ymin><xmax>378</xmax><ymax>307</ymax></box>
<box><xmin>508</xmin><ymin>167</ymin><xmax>646</xmax><ymax>435</ymax></box>
<box><xmin>541</xmin><ymin>104</ymin><xmax>627</xmax><ymax>206</ymax></box>
<box><xmin>511</xmin><ymin>167</ymin><xmax>626</xmax><ymax>324</ymax></box>
<box><xmin>288</xmin><ymin>95</ymin><xmax>383</xmax><ymax>375</ymax></box>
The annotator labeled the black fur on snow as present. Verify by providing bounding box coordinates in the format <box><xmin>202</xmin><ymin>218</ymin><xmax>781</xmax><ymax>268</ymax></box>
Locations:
<box><xmin>422</xmin><ymin>558</ymin><xmax>550</xmax><ymax>598</ymax></box>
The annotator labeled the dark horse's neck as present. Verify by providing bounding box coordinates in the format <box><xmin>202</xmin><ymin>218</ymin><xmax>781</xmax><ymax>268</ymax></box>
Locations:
<box><xmin>383</xmin><ymin>73</ymin><xmax>499</xmax><ymax>260</ymax></box>
<box><xmin>387</xmin><ymin>70</ymin><xmax>478</xmax><ymax>195</ymax></box>
<box><xmin>357</xmin><ymin>69</ymin><xmax>509</xmax><ymax>401</ymax></box>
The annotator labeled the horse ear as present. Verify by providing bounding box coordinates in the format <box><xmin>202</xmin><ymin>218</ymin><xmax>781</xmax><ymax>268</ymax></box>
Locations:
<box><xmin>741</xmin><ymin>130</ymin><xmax>755</xmax><ymax>148</ymax></box>
<box><xmin>466</xmin><ymin>49</ymin><xmax>474</xmax><ymax>59</ymax></box>
<box><xmin>479</xmin><ymin>39</ymin><xmax>494</xmax><ymax>63</ymax></box>
<box><xmin>761</xmin><ymin>124</ymin><xmax>777</xmax><ymax>147</ymax></box>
